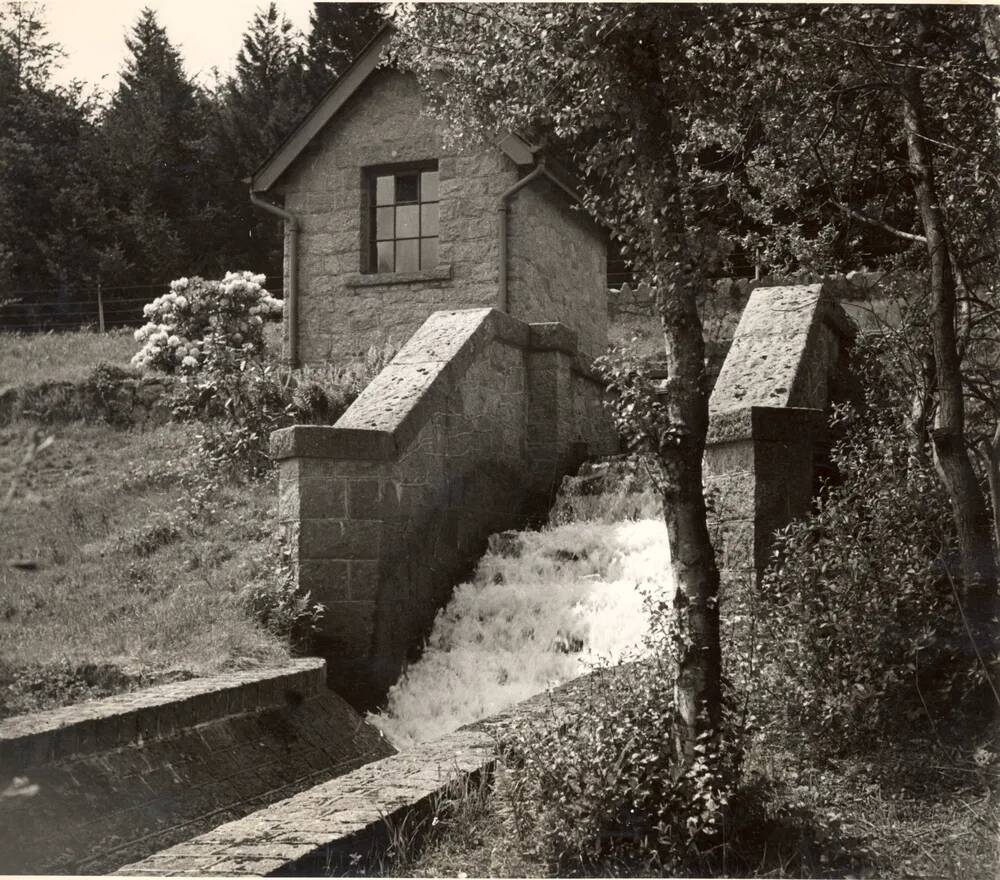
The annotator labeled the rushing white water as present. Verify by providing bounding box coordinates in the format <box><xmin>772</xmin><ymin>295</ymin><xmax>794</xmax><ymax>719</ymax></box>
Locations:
<box><xmin>370</xmin><ymin>517</ymin><xmax>672</xmax><ymax>748</ymax></box>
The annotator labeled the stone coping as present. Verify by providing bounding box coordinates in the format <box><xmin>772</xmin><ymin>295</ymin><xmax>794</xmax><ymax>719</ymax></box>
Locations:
<box><xmin>271</xmin><ymin>308</ymin><xmax>606</xmax><ymax>464</ymax></box>
<box><xmin>117</xmin><ymin>728</ymin><xmax>497</xmax><ymax>876</ymax></box>
<box><xmin>0</xmin><ymin>658</ymin><xmax>326</xmax><ymax>773</ymax></box>
<box><xmin>706</xmin><ymin>404</ymin><xmax>826</xmax><ymax>445</ymax></box>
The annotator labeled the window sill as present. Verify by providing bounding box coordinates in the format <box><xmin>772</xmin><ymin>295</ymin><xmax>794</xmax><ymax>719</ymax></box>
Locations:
<box><xmin>344</xmin><ymin>264</ymin><xmax>453</xmax><ymax>288</ymax></box>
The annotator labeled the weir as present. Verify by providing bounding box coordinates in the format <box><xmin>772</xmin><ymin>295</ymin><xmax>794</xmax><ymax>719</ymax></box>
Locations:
<box><xmin>272</xmin><ymin>307</ymin><xmax>619</xmax><ymax>708</ymax></box>
<box><xmin>275</xmin><ymin>282</ymin><xmax>856</xmax><ymax>718</ymax></box>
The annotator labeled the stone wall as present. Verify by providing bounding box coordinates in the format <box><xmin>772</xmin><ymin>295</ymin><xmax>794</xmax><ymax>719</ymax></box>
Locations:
<box><xmin>271</xmin><ymin>308</ymin><xmax>618</xmax><ymax>707</ymax></box>
<box><xmin>705</xmin><ymin>283</ymin><xmax>857</xmax><ymax>593</ymax></box>
<box><xmin>117</xmin><ymin>668</ymin><xmax>615</xmax><ymax>878</ymax></box>
<box><xmin>507</xmin><ymin>177</ymin><xmax>608</xmax><ymax>356</ymax></box>
<box><xmin>610</xmin><ymin>271</ymin><xmax>896</xmax><ymax>390</ymax></box>
<box><xmin>0</xmin><ymin>659</ymin><xmax>393</xmax><ymax>874</ymax></box>
<box><xmin>0</xmin><ymin>372</ymin><xmax>172</xmax><ymax>426</ymax></box>
<box><xmin>276</xmin><ymin>68</ymin><xmax>606</xmax><ymax>365</ymax></box>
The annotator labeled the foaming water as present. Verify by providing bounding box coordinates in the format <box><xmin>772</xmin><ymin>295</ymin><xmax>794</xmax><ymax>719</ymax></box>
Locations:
<box><xmin>370</xmin><ymin>517</ymin><xmax>671</xmax><ymax>748</ymax></box>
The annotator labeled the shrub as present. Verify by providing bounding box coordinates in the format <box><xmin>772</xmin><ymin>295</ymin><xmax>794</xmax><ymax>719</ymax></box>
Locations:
<box><xmin>84</xmin><ymin>362</ymin><xmax>141</xmax><ymax>426</ymax></box>
<box><xmin>240</xmin><ymin>549</ymin><xmax>324</xmax><ymax>654</ymax></box>
<box><xmin>501</xmin><ymin>618</ymin><xmax>743</xmax><ymax>875</ymax></box>
<box><xmin>173</xmin><ymin>341</ymin><xmax>294</xmax><ymax>482</ymax></box>
<box><xmin>750</xmin><ymin>341</ymin><xmax>991</xmax><ymax>752</ymax></box>
<box><xmin>132</xmin><ymin>272</ymin><xmax>281</xmax><ymax>374</ymax></box>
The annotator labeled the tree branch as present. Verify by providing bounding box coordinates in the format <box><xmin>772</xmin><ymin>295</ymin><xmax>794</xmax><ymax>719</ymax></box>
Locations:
<box><xmin>827</xmin><ymin>199</ymin><xmax>927</xmax><ymax>243</ymax></box>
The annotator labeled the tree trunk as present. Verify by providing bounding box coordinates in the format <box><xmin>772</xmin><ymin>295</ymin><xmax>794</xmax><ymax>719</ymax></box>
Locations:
<box><xmin>983</xmin><ymin>423</ymin><xmax>1000</xmax><ymax>558</ymax></box>
<box><xmin>646</xmin><ymin>153</ymin><xmax>722</xmax><ymax>768</ymax></box>
<box><xmin>902</xmin><ymin>8</ymin><xmax>998</xmax><ymax>650</ymax></box>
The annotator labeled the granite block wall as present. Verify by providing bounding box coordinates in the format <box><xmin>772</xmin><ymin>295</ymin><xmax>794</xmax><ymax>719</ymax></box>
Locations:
<box><xmin>271</xmin><ymin>308</ymin><xmax>618</xmax><ymax>707</ymax></box>
<box><xmin>275</xmin><ymin>68</ymin><xmax>606</xmax><ymax>365</ymax></box>
<box><xmin>507</xmin><ymin>178</ymin><xmax>608</xmax><ymax>356</ymax></box>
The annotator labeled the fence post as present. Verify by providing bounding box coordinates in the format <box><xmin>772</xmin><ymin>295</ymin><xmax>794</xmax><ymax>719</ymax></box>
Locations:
<box><xmin>97</xmin><ymin>282</ymin><xmax>105</xmax><ymax>332</ymax></box>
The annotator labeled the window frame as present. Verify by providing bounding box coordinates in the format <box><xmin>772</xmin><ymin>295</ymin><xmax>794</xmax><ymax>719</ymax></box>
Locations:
<box><xmin>361</xmin><ymin>160</ymin><xmax>440</xmax><ymax>275</ymax></box>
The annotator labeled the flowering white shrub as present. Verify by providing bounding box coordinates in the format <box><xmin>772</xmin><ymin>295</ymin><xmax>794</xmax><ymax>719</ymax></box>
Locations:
<box><xmin>132</xmin><ymin>272</ymin><xmax>282</xmax><ymax>373</ymax></box>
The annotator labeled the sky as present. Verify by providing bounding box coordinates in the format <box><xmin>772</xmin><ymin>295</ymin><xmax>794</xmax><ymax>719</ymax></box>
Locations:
<box><xmin>43</xmin><ymin>0</ymin><xmax>318</xmax><ymax>93</ymax></box>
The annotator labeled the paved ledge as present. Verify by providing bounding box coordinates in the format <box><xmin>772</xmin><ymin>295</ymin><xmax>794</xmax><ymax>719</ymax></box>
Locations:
<box><xmin>117</xmin><ymin>728</ymin><xmax>496</xmax><ymax>876</ymax></box>
<box><xmin>0</xmin><ymin>658</ymin><xmax>326</xmax><ymax>773</ymax></box>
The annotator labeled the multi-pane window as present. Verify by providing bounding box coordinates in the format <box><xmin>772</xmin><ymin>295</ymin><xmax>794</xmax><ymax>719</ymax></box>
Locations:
<box><xmin>366</xmin><ymin>165</ymin><xmax>439</xmax><ymax>273</ymax></box>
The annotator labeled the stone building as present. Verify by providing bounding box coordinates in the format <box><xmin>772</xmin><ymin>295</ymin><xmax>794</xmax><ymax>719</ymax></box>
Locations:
<box><xmin>250</xmin><ymin>27</ymin><xmax>608</xmax><ymax>365</ymax></box>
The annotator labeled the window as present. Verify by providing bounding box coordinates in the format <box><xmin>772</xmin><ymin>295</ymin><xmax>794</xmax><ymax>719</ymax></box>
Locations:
<box><xmin>365</xmin><ymin>164</ymin><xmax>439</xmax><ymax>274</ymax></box>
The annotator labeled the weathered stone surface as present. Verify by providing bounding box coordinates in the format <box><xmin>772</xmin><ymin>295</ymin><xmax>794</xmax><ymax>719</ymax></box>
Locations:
<box><xmin>116</xmin><ymin>729</ymin><xmax>496</xmax><ymax>877</ymax></box>
<box><xmin>277</xmin><ymin>308</ymin><xmax>618</xmax><ymax>707</ymax></box>
<box><xmin>705</xmin><ymin>283</ymin><xmax>856</xmax><ymax>593</ymax></box>
<box><xmin>0</xmin><ymin>660</ymin><xmax>394</xmax><ymax>875</ymax></box>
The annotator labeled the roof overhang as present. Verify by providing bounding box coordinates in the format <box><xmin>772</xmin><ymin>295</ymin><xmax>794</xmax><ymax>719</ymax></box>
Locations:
<box><xmin>251</xmin><ymin>26</ymin><xmax>393</xmax><ymax>193</ymax></box>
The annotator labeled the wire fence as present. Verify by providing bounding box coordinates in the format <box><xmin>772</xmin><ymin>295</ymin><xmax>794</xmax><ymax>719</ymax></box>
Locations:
<box><xmin>0</xmin><ymin>278</ymin><xmax>285</xmax><ymax>333</ymax></box>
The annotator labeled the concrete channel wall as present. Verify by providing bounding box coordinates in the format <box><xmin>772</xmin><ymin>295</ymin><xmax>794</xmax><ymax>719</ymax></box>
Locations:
<box><xmin>0</xmin><ymin>659</ymin><xmax>393</xmax><ymax>874</ymax></box>
<box><xmin>271</xmin><ymin>307</ymin><xmax>619</xmax><ymax>707</ymax></box>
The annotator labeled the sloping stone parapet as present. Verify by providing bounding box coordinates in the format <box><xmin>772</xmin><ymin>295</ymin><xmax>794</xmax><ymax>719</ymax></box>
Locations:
<box><xmin>0</xmin><ymin>659</ymin><xmax>394</xmax><ymax>874</ymax></box>
<box><xmin>271</xmin><ymin>307</ymin><xmax>618</xmax><ymax>708</ymax></box>
<box><xmin>705</xmin><ymin>282</ymin><xmax>857</xmax><ymax>590</ymax></box>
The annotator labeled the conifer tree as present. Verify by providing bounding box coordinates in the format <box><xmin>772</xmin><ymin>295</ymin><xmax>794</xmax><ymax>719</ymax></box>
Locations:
<box><xmin>100</xmin><ymin>7</ymin><xmax>209</xmax><ymax>282</ymax></box>
<box><xmin>0</xmin><ymin>1</ymin><xmax>112</xmax><ymax>325</ymax></box>
<box><xmin>205</xmin><ymin>2</ymin><xmax>312</xmax><ymax>278</ymax></box>
<box><xmin>303</xmin><ymin>2</ymin><xmax>383</xmax><ymax>99</ymax></box>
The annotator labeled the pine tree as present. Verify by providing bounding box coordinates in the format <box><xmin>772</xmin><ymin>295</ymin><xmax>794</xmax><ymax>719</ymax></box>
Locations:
<box><xmin>202</xmin><ymin>2</ymin><xmax>312</xmax><ymax>279</ymax></box>
<box><xmin>303</xmin><ymin>2</ymin><xmax>383</xmax><ymax>100</ymax></box>
<box><xmin>100</xmin><ymin>7</ymin><xmax>210</xmax><ymax>283</ymax></box>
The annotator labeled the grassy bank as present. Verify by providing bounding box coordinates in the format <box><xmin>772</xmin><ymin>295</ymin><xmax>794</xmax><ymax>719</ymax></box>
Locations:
<box><xmin>0</xmin><ymin>323</ymin><xmax>283</xmax><ymax>387</ymax></box>
<box><xmin>0</xmin><ymin>419</ymin><xmax>290</xmax><ymax>719</ymax></box>
<box><xmin>0</xmin><ymin>328</ymin><xmax>138</xmax><ymax>386</ymax></box>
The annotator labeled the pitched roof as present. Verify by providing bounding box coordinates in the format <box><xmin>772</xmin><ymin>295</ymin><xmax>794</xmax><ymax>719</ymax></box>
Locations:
<box><xmin>248</xmin><ymin>27</ymin><xmax>593</xmax><ymax>228</ymax></box>
<box><xmin>251</xmin><ymin>25</ymin><xmax>394</xmax><ymax>193</ymax></box>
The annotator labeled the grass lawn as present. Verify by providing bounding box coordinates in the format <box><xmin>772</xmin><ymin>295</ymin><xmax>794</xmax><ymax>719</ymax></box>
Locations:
<box><xmin>0</xmin><ymin>419</ymin><xmax>289</xmax><ymax>719</ymax></box>
<box><xmin>0</xmin><ymin>323</ymin><xmax>284</xmax><ymax>387</ymax></box>
<box><xmin>0</xmin><ymin>328</ymin><xmax>139</xmax><ymax>386</ymax></box>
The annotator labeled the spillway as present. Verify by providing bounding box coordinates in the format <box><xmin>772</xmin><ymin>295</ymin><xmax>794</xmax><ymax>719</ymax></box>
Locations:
<box><xmin>370</xmin><ymin>462</ymin><xmax>672</xmax><ymax>748</ymax></box>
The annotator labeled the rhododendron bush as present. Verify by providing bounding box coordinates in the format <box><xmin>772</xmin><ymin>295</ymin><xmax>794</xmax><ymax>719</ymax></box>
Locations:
<box><xmin>132</xmin><ymin>272</ymin><xmax>282</xmax><ymax>373</ymax></box>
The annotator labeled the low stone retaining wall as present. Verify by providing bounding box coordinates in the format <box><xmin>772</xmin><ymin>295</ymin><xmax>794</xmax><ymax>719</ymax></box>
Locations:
<box><xmin>0</xmin><ymin>370</ymin><xmax>172</xmax><ymax>426</ymax></box>
<box><xmin>0</xmin><ymin>659</ymin><xmax>393</xmax><ymax>874</ymax></box>
<box><xmin>272</xmin><ymin>307</ymin><xmax>618</xmax><ymax>707</ymax></box>
<box><xmin>118</xmin><ymin>672</ymin><xmax>601</xmax><ymax>877</ymax></box>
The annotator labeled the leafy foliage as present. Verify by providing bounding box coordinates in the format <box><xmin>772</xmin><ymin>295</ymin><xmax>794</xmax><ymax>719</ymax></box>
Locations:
<box><xmin>502</xmin><ymin>650</ymin><xmax>744</xmax><ymax>875</ymax></box>
<box><xmin>752</xmin><ymin>339</ymin><xmax>995</xmax><ymax>751</ymax></box>
<box><xmin>594</xmin><ymin>346</ymin><xmax>675</xmax><ymax>459</ymax></box>
<box><xmin>240</xmin><ymin>546</ymin><xmax>324</xmax><ymax>655</ymax></box>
